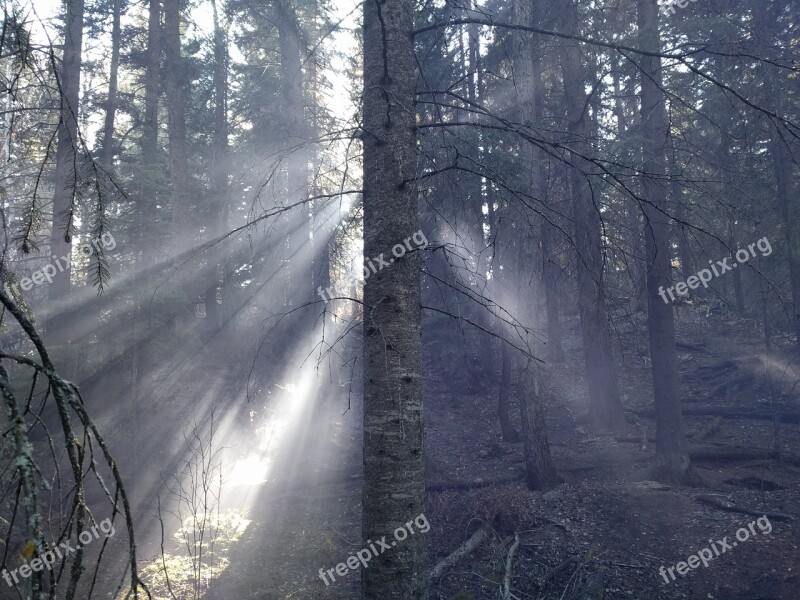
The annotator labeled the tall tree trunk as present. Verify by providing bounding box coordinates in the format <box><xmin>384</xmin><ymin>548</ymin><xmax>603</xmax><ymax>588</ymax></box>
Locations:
<box><xmin>519</xmin><ymin>358</ymin><xmax>560</xmax><ymax>490</ymax></box>
<box><xmin>611</xmin><ymin>52</ymin><xmax>647</xmax><ymax>313</ymax></box>
<box><xmin>637</xmin><ymin>0</ymin><xmax>691</xmax><ymax>483</ymax></box>
<box><xmin>511</xmin><ymin>0</ymin><xmax>560</xmax><ymax>490</ymax></box>
<box><xmin>498</xmin><ymin>341</ymin><xmax>520</xmax><ymax>443</ymax></box>
<box><xmin>362</xmin><ymin>0</ymin><xmax>427</xmax><ymax>594</ymax></box>
<box><xmin>530</xmin><ymin>3</ymin><xmax>563</xmax><ymax>363</ymax></box>
<box><xmin>164</xmin><ymin>0</ymin><xmax>189</xmax><ymax>236</ymax></box>
<box><xmin>517</xmin><ymin>235</ymin><xmax>561</xmax><ymax>490</ymax></box>
<box><xmin>772</xmin><ymin>136</ymin><xmax>800</xmax><ymax>349</ymax></box>
<box><xmin>205</xmin><ymin>0</ymin><xmax>228</xmax><ymax>331</ymax></box>
<box><xmin>728</xmin><ymin>216</ymin><xmax>746</xmax><ymax>312</ymax></box>
<box><xmin>754</xmin><ymin>1</ymin><xmax>800</xmax><ymax>351</ymax></box>
<box><xmin>100</xmin><ymin>0</ymin><xmax>121</xmax><ymax>169</ymax></box>
<box><xmin>275</xmin><ymin>0</ymin><xmax>308</xmax><ymax>306</ymax></box>
<box><xmin>669</xmin><ymin>137</ymin><xmax>693</xmax><ymax>281</ymax></box>
<box><xmin>559</xmin><ymin>0</ymin><xmax>625</xmax><ymax>431</ymax></box>
<box><xmin>140</xmin><ymin>0</ymin><xmax>160</xmax><ymax>267</ymax></box>
<box><xmin>540</xmin><ymin>220</ymin><xmax>564</xmax><ymax>362</ymax></box>
<box><xmin>49</xmin><ymin>0</ymin><xmax>84</xmax><ymax>300</ymax></box>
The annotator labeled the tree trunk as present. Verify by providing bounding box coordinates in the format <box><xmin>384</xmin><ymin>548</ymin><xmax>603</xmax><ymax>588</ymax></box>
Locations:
<box><xmin>510</xmin><ymin>0</ymin><xmax>560</xmax><ymax>489</ymax></box>
<box><xmin>531</xmin><ymin>2</ymin><xmax>563</xmax><ymax>363</ymax></box>
<box><xmin>100</xmin><ymin>0</ymin><xmax>121</xmax><ymax>169</ymax></box>
<box><xmin>498</xmin><ymin>342</ymin><xmax>520</xmax><ymax>443</ymax></box>
<box><xmin>362</xmin><ymin>0</ymin><xmax>427</xmax><ymax>594</ymax></box>
<box><xmin>164</xmin><ymin>0</ymin><xmax>189</xmax><ymax>235</ymax></box>
<box><xmin>772</xmin><ymin>135</ymin><xmax>800</xmax><ymax>349</ymax></box>
<box><xmin>540</xmin><ymin>220</ymin><xmax>564</xmax><ymax>362</ymax></box>
<box><xmin>518</xmin><ymin>243</ymin><xmax>561</xmax><ymax>490</ymax></box>
<box><xmin>670</xmin><ymin>137</ymin><xmax>693</xmax><ymax>281</ymax></box>
<box><xmin>49</xmin><ymin>0</ymin><xmax>84</xmax><ymax>300</ymax></box>
<box><xmin>637</xmin><ymin>0</ymin><xmax>691</xmax><ymax>483</ymax></box>
<box><xmin>275</xmin><ymin>0</ymin><xmax>308</xmax><ymax>307</ymax></box>
<box><xmin>140</xmin><ymin>0</ymin><xmax>160</xmax><ymax>267</ymax></box>
<box><xmin>205</xmin><ymin>0</ymin><xmax>228</xmax><ymax>332</ymax></box>
<box><xmin>753</xmin><ymin>1</ymin><xmax>799</xmax><ymax>351</ymax></box>
<box><xmin>558</xmin><ymin>0</ymin><xmax>624</xmax><ymax>431</ymax></box>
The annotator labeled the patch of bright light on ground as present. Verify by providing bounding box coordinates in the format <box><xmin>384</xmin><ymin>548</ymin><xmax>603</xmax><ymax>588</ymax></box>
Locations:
<box><xmin>228</xmin><ymin>376</ymin><xmax>316</xmax><ymax>487</ymax></box>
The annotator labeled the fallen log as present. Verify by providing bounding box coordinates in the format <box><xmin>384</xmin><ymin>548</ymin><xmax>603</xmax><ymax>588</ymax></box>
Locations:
<box><xmin>688</xmin><ymin>446</ymin><xmax>800</xmax><ymax>467</ymax></box>
<box><xmin>694</xmin><ymin>494</ymin><xmax>795</xmax><ymax>521</ymax></box>
<box><xmin>631</xmin><ymin>406</ymin><xmax>800</xmax><ymax>424</ymax></box>
<box><xmin>426</xmin><ymin>471</ymin><xmax>526</xmax><ymax>491</ymax></box>
<box><xmin>676</xmin><ymin>341</ymin><xmax>710</xmax><ymax>354</ymax></box>
<box><xmin>613</xmin><ymin>440</ymin><xmax>800</xmax><ymax>467</ymax></box>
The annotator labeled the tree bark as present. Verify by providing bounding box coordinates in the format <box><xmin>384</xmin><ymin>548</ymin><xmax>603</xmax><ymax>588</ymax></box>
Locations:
<box><xmin>49</xmin><ymin>0</ymin><xmax>84</xmax><ymax>300</ymax></box>
<box><xmin>275</xmin><ymin>0</ymin><xmax>309</xmax><ymax>306</ymax></box>
<box><xmin>205</xmin><ymin>0</ymin><xmax>228</xmax><ymax>331</ymax></box>
<box><xmin>753</xmin><ymin>1</ymin><xmax>799</xmax><ymax>351</ymax></box>
<box><xmin>510</xmin><ymin>0</ymin><xmax>560</xmax><ymax>489</ymax></box>
<box><xmin>100</xmin><ymin>0</ymin><xmax>121</xmax><ymax>169</ymax></box>
<box><xmin>498</xmin><ymin>342</ymin><xmax>520</xmax><ymax>443</ymax></box>
<box><xmin>140</xmin><ymin>0</ymin><xmax>160</xmax><ymax>267</ymax></box>
<box><xmin>519</xmin><ymin>356</ymin><xmax>561</xmax><ymax>490</ymax></box>
<box><xmin>164</xmin><ymin>0</ymin><xmax>189</xmax><ymax>235</ymax></box>
<box><xmin>637</xmin><ymin>0</ymin><xmax>691</xmax><ymax>483</ymax></box>
<box><xmin>558</xmin><ymin>0</ymin><xmax>625</xmax><ymax>431</ymax></box>
<box><xmin>531</xmin><ymin>2</ymin><xmax>563</xmax><ymax>363</ymax></box>
<box><xmin>362</xmin><ymin>0</ymin><xmax>427</xmax><ymax>594</ymax></box>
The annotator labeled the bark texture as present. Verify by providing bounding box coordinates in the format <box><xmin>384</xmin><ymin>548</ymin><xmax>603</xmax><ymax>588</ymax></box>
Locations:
<box><xmin>362</xmin><ymin>0</ymin><xmax>427</xmax><ymax>595</ymax></box>
<box><xmin>205</xmin><ymin>0</ymin><xmax>228</xmax><ymax>331</ymax></box>
<box><xmin>140</xmin><ymin>0</ymin><xmax>160</xmax><ymax>267</ymax></box>
<box><xmin>100</xmin><ymin>0</ymin><xmax>121</xmax><ymax>169</ymax></box>
<box><xmin>49</xmin><ymin>0</ymin><xmax>84</xmax><ymax>299</ymax></box>
<box><xmin>559</xmin><ymin>0</ymin><xmax>625</xmax><ymax>431</ymax></box>
<box><xmin>510</xmin><ymin>0</ymin><xmax>560</xmax><ymax>489</ymax></box>
<box><xmin>164</xmin><ymin>0</ymin><xmax>189</xmax><ymax>233</ymax></box>
<box><xmin>637</xmin><ymin>0</ymin><xmax>691</xmax><ymax>482</ymax></box>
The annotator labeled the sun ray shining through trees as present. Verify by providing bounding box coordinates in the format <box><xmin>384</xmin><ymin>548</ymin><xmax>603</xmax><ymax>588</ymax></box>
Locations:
<box><xmin>0</xmin><ymin>0</ymin><xmax>799</xmax><ymax>598</ymax></box>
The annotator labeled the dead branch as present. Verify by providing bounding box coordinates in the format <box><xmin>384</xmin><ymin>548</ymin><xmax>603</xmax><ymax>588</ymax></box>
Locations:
<box><xmin>694</xmin><ymin>494</ymin><xmax>795</xmax><ymax>521</ymax></box>
<box><xmin>502</xmin><ymin>533</ymin><xmax>520</xmax><ymax>600</ymax></box>
<box><xmin>428</xmin><ymin>523</ymin><xmax>491</xmax><ymax>584</ymax></box>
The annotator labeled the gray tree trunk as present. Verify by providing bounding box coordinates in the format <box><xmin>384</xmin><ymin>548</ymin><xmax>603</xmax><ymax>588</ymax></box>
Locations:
<box><xmin>49</xmin><ymin>0</ymin><xmax>84</xmax><ymax>300</ymax></box>
<box><xmin>276</xmin><ymin>0</ymin><xmax>309</xmax><ymax>306</ymax></box>
<box><xmin>559</xmin><ymin>0</ymin><xmax>625</xmax><ymax>431</ymax></box>
<box><xmin>510</xmin><ymin>0</ymin><xmax>560</xmax><ymax>489</ymax></box>
<box><xmin>164</xmin><ymin>0</ymin><xmax>189</xmax><ymax>235</ymax></box>
<box><xmin>753</xmin><ymin>1</ymin><xmax>800</xmax><ymax>351</ymax></box>
<box><xmin>637</xmin><ymin>0</ymin><xmax>691</xmax><ymax>482</ymax></box>
<box><xmin>139</xmin><ymin>0</ymin><xmax>160</xmax><ymax>267</ymax></box>
<box><xmin>100</xmin><ymin>0</ymin><xmax>121</xmax><ymax>169</ymax></box>
<box><xmin>205</xmin><ymin>0</ymin><xmax>228</xmax><ymax>331</ymax></box>
<box><xmin>498</xmin><ymin>341</ymin><xmax>520</xmax><ymax>443</ymax></box>
<box><xmin>362</xmin><ymin>0</ymin><xmax>427</xmax><ymax>594</ymax></box>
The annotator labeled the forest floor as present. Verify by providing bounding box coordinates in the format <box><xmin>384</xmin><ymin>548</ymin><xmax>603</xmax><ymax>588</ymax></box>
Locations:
<box><xmin>103</xmin><ymin>305</ymin><xmax>799</xmax><ymax>600</ymax></box>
